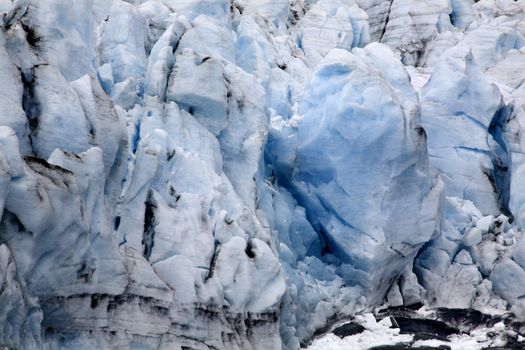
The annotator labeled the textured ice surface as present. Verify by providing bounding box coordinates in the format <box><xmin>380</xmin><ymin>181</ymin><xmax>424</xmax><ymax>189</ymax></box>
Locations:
<box><xmin>276</xmin><ymin>44</ymin><xmax>442</xmax><ymax>304</ymax></box>
<box><xmin>1</xmin><ymin>0</ymin><xmax>525</xmax><ymax>349</ymax></box>
<box><xmin>421</xmin><ymin>45</ymin><xmax>504</xmax><ymax>215</ymax></box>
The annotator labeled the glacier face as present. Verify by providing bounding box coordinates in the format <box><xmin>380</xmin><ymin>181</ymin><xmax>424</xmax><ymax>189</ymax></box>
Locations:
<box><xmin>1</xmin><ymin>0</ymin><xmax>525</xmax><ymax>349</ymax></box>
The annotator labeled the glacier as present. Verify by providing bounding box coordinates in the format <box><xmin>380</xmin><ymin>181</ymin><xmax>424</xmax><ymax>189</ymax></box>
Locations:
<box><xmin>0</xmin><ymin>0</ymin><xmax>525</xmax><ymax>349</ymax></box>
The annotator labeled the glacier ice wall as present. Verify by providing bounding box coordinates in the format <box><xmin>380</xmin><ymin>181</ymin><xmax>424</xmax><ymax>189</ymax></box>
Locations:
<box><xmin>1</xmin><ymin>0</ymin><xmax>525</xmax><ymax>349</ymax></box>
<box><xmin>272</xmin><ymin>43</ymin><xmax>443</xmax><ymax>303</ymax></box>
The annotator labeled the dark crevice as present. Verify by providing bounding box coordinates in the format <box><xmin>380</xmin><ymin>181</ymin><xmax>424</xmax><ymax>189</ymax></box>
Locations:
<box><xmin>142</xmin><ymin>190</ymin><xmax>157</xmax><ymax>260</ymax></box>
<box><xmin>20</xmin><ymin>65</ymin><xmax>46</xmax><ymax>155</ymax></box>
<box><xmin>3</xmin><ymin>2</ymin><xmax>29</xmax><ymax>30</ymax></box>
<box><xmin>205</xmin><ymin>241</ymin><xmax>220</xmax><ymax>281</ymax></box>
<box><xmin>379</xmin><ymin>0</ymin><xmax>395</xmax><ymax>42</ymax></box>
<box><xmin>24</xmin><ymin>156</ymin><xmax>74</xmax><ymax>190</ymax></box>
<box><xmin>20</xmin><ymin>67</ymin><xmax>40</xmax><ymax>136</ymax></box>
<box><xmin>104</xmin><ymin>137</ymin><xmax>129</xmax><ymax>198</ymax></box>
<box><xmin>76</xmin><ymin>262</ymin><xmax>95</xmax><ymax>283</ymax></box>
<box><xmin>245</xmin><ymin>241</ymin><xmax>256</xmax><ymax>259</ymax></box>
<box><xmin>113</xmin><ymin>216</ymin><xmax>121</xmax><ymax>231</ymax></box>
<box><xmin>230</xmin><ymin>1</ymin><xmax>244</xmax><ymax>16</ymax></box>
<box><xmin>161</xmin><ymin>50</ymin><xmax>176</xmax><ymax>102</ymax></box>
<box><xmin>169</xmin><ymin>186</ymin><xmax>181</xmax><ymax>202</ymax></box>
<box><xmin>171</xmin><ymin>38</ymin><xmax>179</xmax><ymax>55</ymax></box>
<box><xmin>488</xmin><ymin>104</ymin><xmax>514</xmax><ymax>221</ymax></box>
<box><xmin>20</xmin><ymin>21</ymin><xmax>41</xmax><ymax>48</ymax></box>
<box><xmin>24</xmin><ymin>156</ymin><xmax>73</xmax><ymax>176</ymax></box>
<box><xmin>90</xmin><ymin>294</ymin><xmax>100</xmax><ymax>309</ymax></box>
<box><xmin>131</xmin><ymin>122</ymin><xmax>141</xmax><ymax>154</ymax></box>
<box><xmin>166</xmin><ymin>149</ymin><xmax>176</xmax><ymax>161</ymax></box>
<box><xmin>318</xmin><ymin>228</ymin><xmax>333</xmax><ymax>257</ymax></box>
<box><xmin>1</xmin><ymin>210</ymin><xmax>27</xmax><ymax>234</ymax></box>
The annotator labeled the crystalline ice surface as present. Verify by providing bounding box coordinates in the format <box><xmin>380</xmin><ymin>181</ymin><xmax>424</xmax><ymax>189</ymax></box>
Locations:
<box><xmin>1</xmin><ymin>0</ymin><xmax>525</xmax><ymax>349</ymax></box>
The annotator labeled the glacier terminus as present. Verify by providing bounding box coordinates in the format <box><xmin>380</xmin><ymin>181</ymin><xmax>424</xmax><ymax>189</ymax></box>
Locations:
<box><xmin>1</xmin><ymin>0</ymin><xmax>525</xmax><ymax>349</ymax></box>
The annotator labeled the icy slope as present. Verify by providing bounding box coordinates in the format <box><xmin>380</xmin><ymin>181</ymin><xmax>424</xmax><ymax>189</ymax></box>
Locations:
<box><xmin>0</xmin><ymin>0</ymin><xmax>525</xmax><ymax>349</ymax></box>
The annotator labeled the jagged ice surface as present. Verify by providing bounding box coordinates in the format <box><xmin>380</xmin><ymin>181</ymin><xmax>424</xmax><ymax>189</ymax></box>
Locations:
<box><xmin>1</xmin><ymin>0</ymin><xmax>525</xmax><ymax>349</ymax></box>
